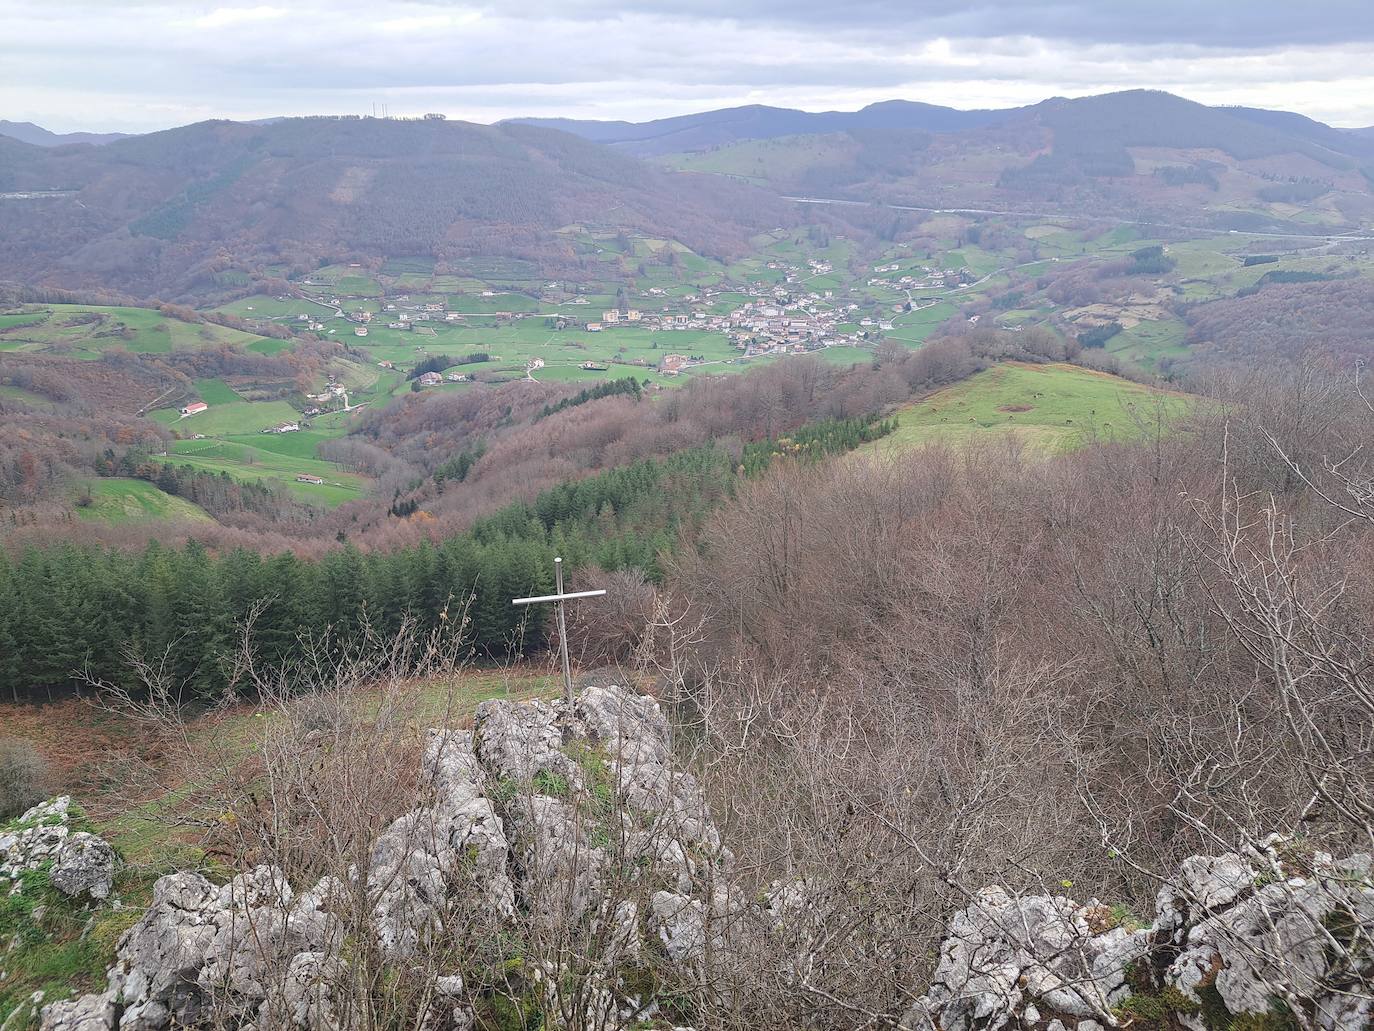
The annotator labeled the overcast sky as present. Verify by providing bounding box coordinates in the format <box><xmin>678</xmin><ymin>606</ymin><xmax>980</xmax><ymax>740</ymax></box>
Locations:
<box><xmin>5</xmin><ymin>1</ymin><xmax>1374</xmax><ymax>133</ymax></box>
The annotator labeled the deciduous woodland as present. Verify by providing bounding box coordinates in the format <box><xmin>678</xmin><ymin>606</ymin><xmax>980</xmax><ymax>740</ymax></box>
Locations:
<box><xmin>5</xmin><ymin>353</ymin><xmax>1373</xmax><ymax>1030</ymax></box>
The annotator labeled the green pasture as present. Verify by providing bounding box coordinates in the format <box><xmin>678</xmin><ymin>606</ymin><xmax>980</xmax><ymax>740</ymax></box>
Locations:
<box><xmin>224</xmin><ymin>429</ymin><xmax>333</xmax><ymax>460</ymax></box>
<box><xmin>886</xmin><ymin>302</ymin><xmax>958</xmax><ymax>344</ymax></box>
<box><xmin>215</xmin><ymin>295</ymin><xmax>327</xmax><ymax>319</ymax></box>
<box><xmin>155</xmin><ymin>438</ymin><xmax>366</xmax><ymax>506</ymax></box>
<box><xmin>0</xmin><ymin>305</ymin><xmax>270</xmax><ymax>357</ymax></box>
<box><xmin>151</xmin><ymin>400</ymin><xmax>302</xmax><ymax>436</ymax></box>
<box><xmin>859</xmin><ymin>362</ymin><xmax>1195</xmax><ymax>456</ymax></box>
<box><xmin>75</xmin><ymin>478</ymin><xmax>212</xmax><ymax>524</ymax></box>
<box><xmin>1106</xmin><ymin>317</ymin><xmax>1191</xmax><ymax>369</ymax></box>
<box><xmin>192</xmin><ymin>378</ymin><xmax>242</xmax><ymax>404</ymax></box>
<box><xmin>0</xmin><ymin>384</ymin><xmax>54</xmax><ymax>407</ymax></box>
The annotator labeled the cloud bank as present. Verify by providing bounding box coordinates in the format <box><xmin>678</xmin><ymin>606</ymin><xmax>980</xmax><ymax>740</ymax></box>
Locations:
<box><xmin>3</xmin><ymin>1</ymin><xmax>1372</xmax><ymax>133</ymax></box>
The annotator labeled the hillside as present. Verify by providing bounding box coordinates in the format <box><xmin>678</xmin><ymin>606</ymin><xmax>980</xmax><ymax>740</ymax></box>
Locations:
<box><xmin>666</xmin><ymin>90</ymin><xmax>1374</xmax><ymax>230</ymax></box>
<box><xmin>0</xmin><ymin>121</ymin><xmax>128</xmax><ymax>147</ymax></box>
<box><xmin>74</xmin><ymin>477</ymin><xmax>212</xmax><ymax>524</ymax></box>
<box><xmin>858</xmin><ymin>361</ymin><xmax>1194</xmax><ymax>455</ymax></box>
<box><xmin>0</xmin><ymin>117</ymin><xmax>787</xmax><ymax>301</ymax></box>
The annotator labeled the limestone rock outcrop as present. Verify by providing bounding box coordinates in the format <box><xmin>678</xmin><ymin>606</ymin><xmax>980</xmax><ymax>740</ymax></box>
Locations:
<box><xmin>43</xmin><ymin>685</ymin><xmax>730</xmax><ymax>1031</ymax></box>
<box><xmin>904</xmin><ymin>837</ymin><xmax>1374</xmax><ymax>1031</ymax></box>
<box><xmin>1</xmin><ymin>796</ymin><xmax>117</xmax><ymax>900</ymax></box>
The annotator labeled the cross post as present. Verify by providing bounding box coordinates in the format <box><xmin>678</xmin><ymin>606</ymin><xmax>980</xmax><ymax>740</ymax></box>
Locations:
<box><xmin>512</xmin><ymin>557</ymin><xmax>607</xmax><ymax>703</ymax></box>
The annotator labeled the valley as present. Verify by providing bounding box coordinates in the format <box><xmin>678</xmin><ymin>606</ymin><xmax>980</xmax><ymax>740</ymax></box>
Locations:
<box><xmin>5</xmin><ymin>191</ymin><xmax>1373</xmax><ymax>522</ymax></box>
<box><xmin>3</xmin><ymin>85</ymin><xmax>1374</xmax><ymax>1031</ymax></box>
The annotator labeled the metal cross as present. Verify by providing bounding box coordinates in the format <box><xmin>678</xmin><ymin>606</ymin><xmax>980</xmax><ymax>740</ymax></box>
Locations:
<box><xmin>512</xmin><ymin>557</ymin><xmax>607</xmax><ymax>703</ymax></box>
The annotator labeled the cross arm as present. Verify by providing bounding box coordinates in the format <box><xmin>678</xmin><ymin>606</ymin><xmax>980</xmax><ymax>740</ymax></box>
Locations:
<box><xmin>511</xmin><ymin>588</ymin><xmax>609</xmax><ymax>606</ymax></box>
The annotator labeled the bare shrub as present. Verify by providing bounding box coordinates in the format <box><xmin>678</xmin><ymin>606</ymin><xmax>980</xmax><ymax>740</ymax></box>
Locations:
<box><xmin>0</xmin><ymin>737</ymin><xmax>48</xmax><ymax>819</ymax></box>
<box><xmin>565</xmin><ymin>567</ymin><xmax>662</xmax><ymax>666</ymax></box>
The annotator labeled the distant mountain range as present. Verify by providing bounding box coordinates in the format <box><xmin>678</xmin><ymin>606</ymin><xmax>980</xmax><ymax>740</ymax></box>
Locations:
<box><xmin>513</xmin><ymin>92</ymin><xmax>1374</xmax><ymax>160</ymax></box>
<box><xmin>5</xmin><ymin>91</ymin><xmax>1374</xmax><ymax>302</ymax></box>
<box><xmin>513</xmin><ymin>101</ymin><xmax>1017</xmax><ymax>157</ymax></box>
<box><xmin>0</xmin><ymin>120</ymin><xmax>129</xmax><ymax>147</ymax></box>
<box><xmin>644</xmin><ymin>90</ymin><xmax>1374</xmax><ymax>234</ymax></box>
<box><xmin>9</xmin><ymin>94</ymin><xmax>1374</xmax><ymax>157</ymax></box>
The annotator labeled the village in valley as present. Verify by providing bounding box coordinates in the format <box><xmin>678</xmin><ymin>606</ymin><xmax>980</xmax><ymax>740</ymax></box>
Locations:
<box><xmin>11</xmin><ymin>210</ymin><xmax>1331</xmax><ymax>512</ymax></box>
<box><xmin>221</xmin><ymin>231</ymin><xmax>984</xmax><ymax>401</ymax></box>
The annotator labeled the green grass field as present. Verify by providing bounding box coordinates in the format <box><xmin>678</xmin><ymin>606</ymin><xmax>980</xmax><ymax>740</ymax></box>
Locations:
<box><xmin>0</xmin><ymin>384</ymin><xmax>55</xmax><ymax>408</ymax></box>
<box><xmin>859</xmin><ymin>362</ymin><xmax>1195</xmax><ymax>456</ymax></box>
<box><xmin>224</xmin><ymin>430</ymin><xmax>333</xmax><ymax>460</ymax></box>
<box><xmin>150</xmin><ymin>400</ymin><xmax>302</xmax><ymax>436</ymax></box>
<box><xmin>1106</xmin><ymin>318</ymin><xmax>1191</xmax><ymax>369</ymax></box>
<box><xmin>887</xmin><ymin>302</ymin><xmax>958</xmax><ymax>345</ymax></box>
<box><xmin>0</xmin><ymin>305</ymin><xmax>272</xmax><ymax>358</ymax></box>
<box><xmin>75</xmin><ymin>478</ymin><xmax>211</xmax><ymax>524</ymax></box>
<box><xmin>156</xmin><ymin>438</ymin><xmax>367</xmax><ymax>505</ymax></box>
<box><xmin>192</xmin><ymin>378</ymin><xmax>243</xmax><ymax>404</ymax></box>
<box><xmin>215</xmin><ymin>295</ymin><xmax>328</xmax><ymax>319</ymax></box>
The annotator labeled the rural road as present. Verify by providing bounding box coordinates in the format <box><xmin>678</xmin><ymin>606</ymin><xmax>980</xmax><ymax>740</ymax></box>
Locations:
<box><xmin>784</xmin><ymin>195</ymin><xmax>1374</xmax><ymax>244</ymax></box>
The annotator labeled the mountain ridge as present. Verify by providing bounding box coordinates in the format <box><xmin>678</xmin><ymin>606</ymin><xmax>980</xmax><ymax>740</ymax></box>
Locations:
<box><xmin>0</xmin><ymin>120</ymin><xmax>129</xmax><ymax>147</ymax></box>
<box><xmin>512</xmin><ymin>90</ymin><xmax>1374</xmax><ymax>162</ymax></box>
<box><xmin>0</xmin><ymin>116</ymin><xmax>787</xmax><ymax>300</ymax></box>
<box><xmin>511</xmin><ymin>99</ymin><xmax>1020</xmax><ymax>156</ymax></box>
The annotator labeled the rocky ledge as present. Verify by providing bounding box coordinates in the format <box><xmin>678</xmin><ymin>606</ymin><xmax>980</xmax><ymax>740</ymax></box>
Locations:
<box><xmin>27</xmin><ymin>685</ymin><xmax>1374</xmax><ymax>1031</ymax></box>
<box><xmin>904</xmin><ymin>837</ymin><xmax>1373</xmax><ymax>1031</ymax></box>
<box><xmin>41</xmin><ymin>685</ymin><xmax>730</xmax><ymax>1031</ymax></box>
<box><xmin>1</xmin><ymin>796</ymin><xmax>117</xmax><ymax>901</ymax></box>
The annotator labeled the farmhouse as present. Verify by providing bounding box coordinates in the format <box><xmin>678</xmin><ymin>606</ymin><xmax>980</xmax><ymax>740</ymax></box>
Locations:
<box><xmin>180</xmin><ymin>402</ymin><xmax>209</xmax><ymax>417</ymax></box>
<box><xmin>587</xmin><ymin>322</ymin><xmax>604</xmax><ymax>332</ymax></box>
<box><xmin>296</xmin><ymin>474</ymin><xmax>325</xmax><ymax>485</ymax></box>
<box><xmin>417</xmin><ymin>372</ymin><xmax>443</xmax><ymax>386</ymax></box>
<box><xmin>659</xmin><ymin>353</ymin><xmax>689</xmax><ymax>374</ymax></box>
<box><xmin>603</xmin><ymin>309</ymin><xmax>621</xmax><ymax>324</ymax></box>
<box><xmin>580</xmin><ymin>361</ymin><xmax>608</xmax><ymax>371</ymax></box>
<box><xmin>264</xmin><ymin>422</ymin><xmax>300</xmax><ymax>434</ymax></box>
<box><xmin>354</xmin><ymin>326</ymin><xmax>369</xmax><ymax>337</ymax></box>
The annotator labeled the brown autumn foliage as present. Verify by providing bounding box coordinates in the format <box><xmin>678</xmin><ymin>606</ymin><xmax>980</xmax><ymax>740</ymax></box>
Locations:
<box><xmin>580</xmin><ymin>359</ymin><xmax>1374</xmax><ymax>1021</ymax></box>
<box><xmin>1178</xmin><ymin>275</ymin><xmax>1374</xmax><ymax>374</ymax></box>
<box><xmin>0</xmin><ymin>118</ymin><xmax>789</xmax><ymax>302</ymax></box>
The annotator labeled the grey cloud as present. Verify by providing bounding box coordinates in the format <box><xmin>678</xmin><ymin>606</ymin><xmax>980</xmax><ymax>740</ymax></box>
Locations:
<box><xmin>3</xmin><ymin>1</ymin><xmax>1373</xmax><ymax>132</ymax></box>
<box><xmin>484</xmin><ymin>0</ymin><xmax>1374</xmax><ymax>47</ymax></box>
